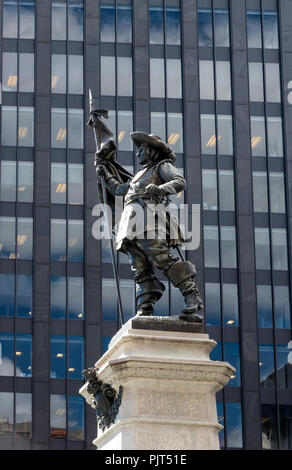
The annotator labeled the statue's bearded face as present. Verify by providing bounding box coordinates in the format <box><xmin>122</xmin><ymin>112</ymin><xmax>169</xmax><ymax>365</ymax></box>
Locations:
<box><xmin>137</xmin><ymin>143</ymin><xmax>153</xmax><ymax>165</ymax></box>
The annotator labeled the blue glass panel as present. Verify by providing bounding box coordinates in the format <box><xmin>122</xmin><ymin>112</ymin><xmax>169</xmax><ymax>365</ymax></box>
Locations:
<box><xmin>117</xmin><ymin>5</ymin><xmax>132</xmax><ymax>43</ymax></box>
<box><xmin>68</xmin><ymin>277</ymin><xmax>84</xmax><ymax>320</ymax></box>
<box><xmin>51</xmin><ymin>219</ymin><xmax>66</xmax><ymax>261</ymax></box>
<box><xmin>17</xmin><ymin>217</ymin><xmax>33</xmax><ymax>259</ymax></box>
<box><xmin>247</xmin><ymin>10</ymin><xmax>262</xmax><ymax>48</ymax></box>
<box><xmin>50</xmin><ymin>394</ymin><xmax>66</xmax><ymax>440</ymax></box>
<box><xmin>222</xmin><ymin>284</ymin><xmax>239</xmax><ymax>327</ymax></box>
<box><xmin>0</xmin><ymin>216</ymin><xmax>16</xmax><ymax>259</ymax></box>
<box><xmin>102</xmin><ymin>279</ymin><xmax>118</xmax><ymax>322</ymax></box>
<box><xmin>51</xmin><ymin>276</ymin><xmax>66</xmax><ymax>319</ymax></box>
<box><xmin>52</xmin><ymin>2</ymin><xmax>66</xmax><ymax>40</ymax></box>
<box><xmin>214</xmin><ymin>9</ymin><xmax>230</xmax><ymax>47</ymax></box>
<box><xmin>276</xmin><ymin>344</ymin><xmax>292</xmax><ymax>390</ymax></box>
<box><xmin>16</xmin><ymin>334</ymin><xmax>32</xmax><ymax>377</ymax></box>
<box><xmin>68</xmin><ymin>220</ymin><xmax>83</xmax><ymax>262</ymax></box>
<box><xmin>259</xmin><ymin>344</ymin><xmax>276</xmax><ymax>388</ymax></box>
<box><xmin>274</xmin><ymin>286</ymin><xmax>291</xmax><ymax>330</ymax></box>
<box><xmin>154</xmin><ymin>281</ymin><xmax>169</xmax><ymax>317</ymax></box>
<box><xmin>68</xmin><ymin>2</ymin><xmax>83</xmax><ymax>41</ymax></box>
<box><xmin>225</xmin><ymin>402</ymin><xmax>243</xmax><ymax>448</ymax></box>
<box><xmin>216</xmin><ymin>401</ymin><xmax>224</xmax><ymax>448</ymax></box>
<box><xmin>0</xmin><ymin>392</ymin><xmax>13</xmax><ymax>437</ymax></box>
<box><xmin>257</xmin><ymin>285</ymin><xmax>273</xmax><ymax>328</ymax></box>
<box><xmin>68</xmin><ymin>109</ymin><xmax>84</xmax><ymax>149</ymax></box>
<box><xmin>50</xmin><ymin>335</ymin><xmax>66</xmax><ymax>379</ymax></box>
<box><xmin>0</xmin><ymin>274</ymin><xmax>14</xmax><ymax>316</ymax></box>
<box><xmin>68</xmin><ymin>395</ymin><xmax>84</xmax><ymax>441</ymax></box>
<box><xmin>68</xmin><ymin>336</ymin><xmax>84</xmax><ymax>379</ymax></box>
<box><xmin>210</xmin><ymin>340</ymin><xmax>222</xmax><ymax>362</ymax></box>
<box><xmin>0</xmin><ymin>333</ymin><xmax>14</xmax><ymax>376</ymax></box>
<box><xmin>224</xmin><ymin>342</ymin><xmax>241</xmax><ymax>387</ymax></box>
<box><xmin>101</xmin><ymin>4</ymin><xmax>115</xmax><ymax>42</ymax></box>
<box><xmin>120</xmin><ymin>279</ymin><xmax>136</xmax><ymax>321</ymax></box>
<box><xmin>263</xmin><ymin>11</ymin><xmax>279</xmax><ymax>49</ymax></box>
<box><xmin>205</xmin><ymin>283</ymin><xmax>221</xmax><ymax>326</ymax></box>
<box><xmin>16</xmin><ymin>393</ymin><xmax>32</xmax><ymax>438</ymax></box>
<box><xmin>3</xmin><ymin>0</ymin><xmax>18</xmax><ymax>38</ymax></box>
<box><xmin>20</xmin><ymin>0</ymin><xmax>35</xmax><ymax>39</ymax></box>
<box><xmin>149</xmin><ymin>6</ymin><xmax>163</xmax><ymax>44</ymax></box>
<box><xmin>166</xmin><ymin>7</ymin><xmax>181</xmax><ymax>45</ymax></box>
<box><xmin>102</xmin><ymin>336</ymin><xmax>111</xmax><ymax>354</ymax></box>
<box><xmin>198</xmin><ymin>9</ymin><xmax>213</xmax><ymax>47</ymax></box>
<box><xmin>16</xmin><ymin>275</ymin><xmax>32</xmax><ymax>318</ymax></box>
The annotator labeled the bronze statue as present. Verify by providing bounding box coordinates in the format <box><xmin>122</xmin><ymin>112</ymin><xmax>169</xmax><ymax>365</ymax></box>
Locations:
<box><xmin>88</xmin><ymin>93</ymin><xmax>204</xmax><ymax>323</ymax></box>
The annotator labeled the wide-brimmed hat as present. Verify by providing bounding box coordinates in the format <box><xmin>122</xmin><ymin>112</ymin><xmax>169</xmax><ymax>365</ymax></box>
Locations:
<box><xmin>130</xmin><ymin>132</ymin><xmax>175</xmax><ymax>161</ymax></box>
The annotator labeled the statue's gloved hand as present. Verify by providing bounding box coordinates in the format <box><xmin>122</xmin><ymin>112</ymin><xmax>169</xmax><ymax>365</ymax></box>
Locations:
<box><xmin>96</xmin><ymin>164</ymin><xmax>106</xmax><ymax>176</ymax></box>
<box><xmin>94</xmin><ymin>155</ymin><xmax>106</xmax><ymax>168</ymax></box>
<box><xmin>145</xmin><ymin>183</ymin><xmax>165</xmax><ymax>197</ymax></box>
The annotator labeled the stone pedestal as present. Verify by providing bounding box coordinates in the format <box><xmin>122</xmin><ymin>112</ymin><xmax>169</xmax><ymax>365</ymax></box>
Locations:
<box><xmin>79</xmin><ymin>316</ymin><xmax>235</xmax><ymax>450</ymax></box>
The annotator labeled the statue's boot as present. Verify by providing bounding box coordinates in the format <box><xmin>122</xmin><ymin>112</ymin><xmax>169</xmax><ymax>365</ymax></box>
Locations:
<box><xmin>135</xmin><ymin>278</ymin><xmax>165</xmax><ymax>317</ymax></box>
<box><xmin>165</xmin><ymin>261</ymin><xmax>204</xmax><ymax>323</ymax></box>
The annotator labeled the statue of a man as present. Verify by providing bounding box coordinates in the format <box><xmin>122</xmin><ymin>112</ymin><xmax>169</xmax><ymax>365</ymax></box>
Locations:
<box><xmin>96</xmin><ymin>132</ymin><xmax>204</xmax><ymax>323</ymax></box>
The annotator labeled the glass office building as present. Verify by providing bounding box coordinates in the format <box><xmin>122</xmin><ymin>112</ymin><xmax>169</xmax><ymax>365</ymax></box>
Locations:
<box><xmin>0</xmin><ymin>0</ymin><xmax>291</xmax><ymax>450</ymax></box>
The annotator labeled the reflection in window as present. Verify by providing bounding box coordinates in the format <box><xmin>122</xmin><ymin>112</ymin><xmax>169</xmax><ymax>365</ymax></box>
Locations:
<box><xmin>167</xmin><ymin>59</ymin><xmax>182</xmax><ymax>99</ymax></box>
<box><xmin>149</xmin><ymin>6</ymin><xmax>181</xmax><ymax>45</ymax></box>
<box><xmin>69</xmin><ymin>164</ymin><xmax>83</xmax><ymax>205</ymax></box>
<box><xmin>68</xmin><ymin>395</ymin><xmax>84</xmax><ymax>441</ymax></box>
<box><xmin>263</xmin><ymin>11</ymin><xmax>279</xmax><ymax>49</ymax></box>
<box><xmin>168</xmin><ymin>113</ymin><xmax>183</xmax><ymax>153</ymax></box>
<box><xmin>269</xmin><ymin>173</ymin><xmax>285</xmax><ymax>214</ymax></box>
<box><xmin>150</xmin><ymin>58</ymin><xmax>165</xmax><ymax>98</ymax></box>
<box><xmin>0</xmin><ymin>392</ymin><xmax>13</xmax><ymax>437</ymax></box>
<box><xmin>51</xmin><ymin>162</ymin><xmax>85</xmax><ymax>205</ymax></box>
<box><xmin>117</xmin><ymin>57</ymin><xmax>133</xmax><ymax>97</ymax></box>
<box><xmin>198</xmin><ymin>9</ymin><xmax>213</xmax><ymax>47</ymax></box>
<box><xmin>151</xmin><ymin>112</ymin><xmax>166</xmax><ymax>143</ymax></box>
<box><xmin>17</xmin><ymin>217</ymin><xmax>33</xmax><ymax>259</ymax></box>
<box><xmin>101</xmin><ymin>57</ymin><xmax>132</xmax><ymax>97</ymax></box>
<box><xmin>225</xmin><ymin>403</ymin><xmax>243</xmax><ymax>448</ymax></box>
<box><xmin>216</xmin><ymin>61</ymin><xmax>231</xmax><ymax>100</ymax></box>
<box><xmin>166</xmin><ymin>7</ymin><xmax>181</xmax><ymax>45</ymax></box>
<box><xmin>17</xmin><ymin>275</ymin><xmax>33</xmax><ymax>318</ymax></box>
<box><xmin>0</xmin><ymin>274</ymin><xmax>14</xmax><ymax>316</ymax></box>
<box><xmin>0</xmin><ymin>333</ymin><xmax>14</xmax><ymax>376</ymax></box>
<box><xmin>271</xmin><ymin>228</ymin><xmax>288</xmax><ymax>271</ymax></box>
<box><xmin>261</xmin><ymin>405</ymin><xmax>278</xmax><ymax>449</ymax></box>
<box><xmin>15</xmin><ymin>393</ymin><xmax>32</xmax><ymax>439</ymax></box>
<box><xmin>267</xmin><ymin>117</ymin><xmax>283</xmax><ymax>157</ymax></box>
<box><xmin>121</xmin><ymin>279</ymin><xmax>136</xmax><ymax>321</ymax></box>
<box><xmin>102</xmin><ymin>279</ymin><xmax>135</xmax><ymax>322</ymax></box>
<box><xmin>3</xmin><ymin>0</ymin><xmax>35</xmax><ymax>39</ymax></box>
<box><xmin>68</xmin><ymin>336</ymin><xmax>84</xmax><ymax>379</ymax></box>
<box><xmin>222</xmin><ymin>284</ymin><xmax>239</xmax><ymax>327</ymax></box>
<box><xmin>202</xmin><ymin>170</ymin><xmax>217</xmax><ymax>211</ymax></box>
<box><xmin>102</xmin><ymin>336</ymin><xmax>111</xmax><ymax>354</ymax></box>
<box><xmin>279</xmin><ymin>405</ymin><xmax>292</xmax><ymax>450</ymax></box>
<box><xmin>250</xmin><ymin>116</ymin><xmax>266</xmax><ymax>157</ymax></box>
<box><xmin>19</xmin><ymin>53</ymin><xmax>34</xmax><ymax>92</ymax></box>
<box><xmin>68</xmin><ymin>55</ymin><xmax>83</xmax><ymax>94</ymax></box>
<box><xmin>265</xmin><ymin>63</ymin><xmax>281</xmax><ymax>103</ymax></box>
<box><xmin>117</xmin><ymin>5</ymin><xmax>132</xmax><ymax>43</ymax></box>
<box><xmin>249</xmin><ymin>62</ymin><xmax>264</xmax><ymax>102</ymax></box>
<box><xmin>15</xmin><ymin>334</ymin><xmax>32</xmax><ymax>377</ymax></box>
<box><xmin>51</xmin><ymin>276</ymin><xmax>85</xmax><ymax>320</ymax></box>
<box><xmin>52</xmin><ymin>1</ymin><xmax>83</xmax><ymax>41</ymax></box>
<box><xmin>253</xmin><ymin>171</ymin><xmax>268</xmax><ymax>213</ymax></box>
<box><xmin>51</xmin><ymin>219</ymin><xmax>66</xmax><ymax>261</ymax></box>
<box><xmin>217</xmin><ymin>115</ymin><xmax>233</xmax><ymax>155</ymax></box>
<box><xmin>259</xmin><ymin>344</ymin><xmax>276</xmax><ymax>388</ymax></box>
<box><xmin>149</xmin><ymin>6</ymin><xmax>163</xmax><ymax>44</ymax></box>
<box><xmin>101</xmin><ymin>4</ymin><xmax>115</xmax><ymax>42</ymax></box>
<box><xmin>101</xmin><ymin>56</ymin><xmax>115</xmax><ymax>96</ymax></box>
<box><xmin>100</xmin><ymin>4</ymin><xmax>132</xmax><ymax>43</ymax></box>
<box><xmin>199</xmin><ymin>60</ymin><xmax>214</xmax><ymax>100</ymax></box>
<box><xmin>18</xmin><ymin>162</ymin><xmax>33</xmax><ymax>202</ymax></box>
<box><xmin>201</xmin><ymin>114</ymin><xmax>216</xmax><ymax>155</ymax></box>
<box><xmin>257</xmin><ymin>285</ymin><xmax>273</xmax><ymax>329</ymax></box>
<box><xmin>0</xmin><ymin>217</ymin><xmax>15</xmax><ymax>259</ymax></box>
<box><xmin>204</xmin><ymin>225</ymin><xmax>219</xmax><ymax>267</ymax></box>
<box><xmin>220</xmin><ymin>226</ymin><xmax>237</xmax><ymax>268</ymax></box>
<box><xmin>68</xmin><ymin>220</ymin><xmax>84</xmax><ymax>262</ymax></box>
<box><xmin>68</xmin><ymin>109</ymin><xmax>84</xmax><ymax>149</ymax></box>
<box><xmin>2</xmin><ymin>52</ymin><xmax>17</xmax><ymax>92</ymax></box>
<box><xmin>0</xmin><ymin>216</ymin><xmax>33</xmax><ymax>260</ymax></box>
<box><xmin>51</xmin><ymin>276</ymin><xmax>66</xmax><ymax>319</ymax></box>
<box><xmin>210</xmin><ymin>341</ymin><xmax>222</xmax><ymax>361</ymax></box>
<box><xmin>118</xmin><ymin>111</ymin><xmax>133</xmax><ymax>151</ymax></box>
<box><xmin>205</xmin><ymin>283</ymin><xmax>220</xmax><ymax>326</ymax></box>
<box><xmin>0</xmin><ymin>161</ymin><xmax>16</xmax><ymax>201</ymax></box>
<box><xmin>276</xmin><ymin>344</ymin><xmax>292</xmax><ymax>389</ymax></box>
<box><xmin>51</xmin><ymin>108</ymin><xmax>83</xmax><ymax>149</ymax></box>
<box><xmin>214</xmin><ymin>9</ymin><xmax>230</xmax><ymax>47</ymax></box>
<box><xmin>247</xmin><ymin>10</ymin><xmax>262</xmax><ymax>49</ymax></box>
<box><xmin>219</xmin><ymin>170</ymin><xmax>235</xmax><ymax>211</ymax></box>
<box><xmin>3</xmin><ymin>0</ymin><xmax>18</xmax><ymax>38</ymax></box>
<box><xmin>274</xmin><ymin>286</ymin><xmax>291</xmax><ymax>330</ymax></box>
<box><xmin>255</xmin><ymin>228</ymin><xmax>271</xmax><ymax>270</ymax></box>
<box><xmin>50</xmin><ymin>335</ymin><xmax>66</xmax><ymax>379</ymax></box>
<box><xmin>52</xmin><ymin>55</ymin><xmax>66</xmax><ymax>94</ymax></box>
<box><xmin>224</xmin><ymin>342</ymin><xmax>241</xmax><ymax>387</ymax></box>
<box><xmin>50</xmin><ymin>394</ymin><xmax>66</xmax><ymax>440</ymax></box>
<box><xmin>68</xmin><ymin>2</ymin><xmax>83</xmax><ymax>41</ymax></box>
<box><xmin>1</xmin><ymin>106</ymin><xmax>34</xmax><ymax>147</ymax></box>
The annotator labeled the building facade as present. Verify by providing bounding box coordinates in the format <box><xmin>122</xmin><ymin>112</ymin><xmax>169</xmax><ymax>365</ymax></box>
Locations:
<box><xmin>0</xmin><ymin>0</ymin><xmax>291</xmax><ymax>450</ymax></box>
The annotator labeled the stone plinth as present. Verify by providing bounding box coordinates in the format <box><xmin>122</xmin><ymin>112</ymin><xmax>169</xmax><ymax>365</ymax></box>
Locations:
<box><xmin>79</xmin><ymin>316</ymin><xmax>235</xmax><ymax>450</ymax></box>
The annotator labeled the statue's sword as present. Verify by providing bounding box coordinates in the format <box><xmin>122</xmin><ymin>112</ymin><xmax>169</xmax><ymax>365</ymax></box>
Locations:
<box><xmin>88</xmin><ymin>89</ymin><xmax>125</xmax><ymax>326</ymax></box>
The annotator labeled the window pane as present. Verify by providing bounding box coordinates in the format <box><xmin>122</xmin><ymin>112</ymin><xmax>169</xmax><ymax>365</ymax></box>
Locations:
<box><xmin>225</xmin><ymin>403</ymin><xmax>243</xmax><ymax>448</ymax></box>
<box><xmin>166</xmin><ymin>7</ymin><xmax>181</xmax><ymax>45</ymax></box>
<box><xmin>257</xmin><ymin>285</ymin><xmax>273</xmax><ymax>328</ymax></box>
<box><xmin>216</xmin><ymin>61</ymin><xmax>231</xmax><ymax>100</ymax></box>
<box><xmin>52</xmin><ymin>55</ymin><xmax>66</xmax><ymax>94</ymax></box>
<box><xmin>263</xmin><ymin>11</ymin><xmax>279</xmax><ymax>49</ymax></box>
<box><xmin>274</xmin><ymin>286</ymin><xmax>291</xmax><ymax>330</ymax></box>
<box><xmin>204</xmin><ymin>225</ymin><xmax>219</xmax><ymax>267</ymax></box>
<box><xmin>167</xmin><ymin>59</ymin><xmax>182</xmax><ymax>99</ymax></box>
<box><xmin>249</xmin><ymin>62</ymin><xmax>264</xmax><ymax>102</ymax></box>
<box><xmin>269</xmin><ymin>172</ymin><xmax>285</xmax><ymax>214</ymax></box>
<box><xmin>262</xmin><ymin>405</ymin><xmax>278</xmax><ymax>449</ymax></box>
<box><xmin>68</xmin><ymin>336</ymin><xmax>84</xmax><ymax>379</ymax></box>
<box><xmin>18</xmin><ymin>107</ymin><xmax>34</xmax><ymax>147</ymax></box>
<box><xmin>265</xmin><ymin>63</ymin><xmax>281</xmax><ymax>102</ymax></box>
<box><xmin>199</xmin><ymin>60</ymin><xmax>214</xmax><ymax>100</ymax></box>
<box><xmin>120</xmin><ymin>279</ymin><xmax>136</xmax><ymax>322</ymax></box>
<box><xmin>155</xmin><ymin>281</ymin><xmax>169</xmax><ymax>317</ymax></box>
<box><xmin>51</xmin><ymin>336</ymin><xmax>66</xmax><ymax>379</ymax></box>
<box><xmin>16</xmin><ymin>393</ymin><xmax>32</xmax><ymax>439</ymax></box>
<box><xmin>267</xmin><ymin>117</ymin><xmax>283</xmax><ymax>157</ymax></box>
<box><xmin>222</xmin><ymin>284</ymin><xmax>239</xmax><ymax>327</ymax></box>
<box><xmin>68</xmin><ymin>55</ymin><xmax>83</xmax><ymax>94</ymax></box>
<box><xmin>2</xmin><ymin>52</ymin><xmax>17</xmax><ymax>92</ymax></box>
<box><xmin>68</xmin><ymin>277</ymin><xmax>84</xmax><ymax>320</ymax></box>
<box><xmin>68</xmin><ymin>2</ymin><xmax>83</xmax><ymax>41</ymax></box>
<box><xmin>202</xmin><ymin>169</ymin><xmax>217</xmax><ymax>211</ymax></box>
<box><xmin>0</xmin><ymin>392</ymin><xmax>13</xmax><ymax>437</ymax></box>
<box><xmin>3</xmin><ymin>0</ymin><xmax>18</xmax><ymax>38</ymax></box>
<box><xmin>220</xmin><ymin>226</ymin><xmax>237</xmax><ymax>268</ymax></box>
<box><xmin>210</xmin><ymin>341</ymin><xmax>222</xmax><ymax>362</ymax></box>
<box><xmin>117</xmin><ymin>5</ymin><xmax>132</xmax><ymax>43</ymax></box>
<box><xmin>102</xmin><ymin>279</ymin><xmax>118</xmax><ymax>322</ymax></box>
<box><xmin>51</xmin><ymin>219</ymin><xmax>66</xmax><ymax>261</ymax></box>
<box><xmin>170</xmin><ymin>283</ymin><xmax>185</xmax><ymax>315</ymax></box>
<box><xmin>0</xmin><ymin>333</ymin><xmax>14</xmax><ymax>376</ymax></box>
<box><xmin>276</xmin><ymin>344</ymin><xmax>292</xmax><ymax>389</ymax></box>
<box><xmin>217</xmin><ymin>115</ymin><xmax>233</xmax><ymax>155</ymax></box>
<box><xmin>150</xmin><ymin>58</ymin><xmax>165</xmax><ymax>98</ymax></box>
<box><xmin>52</xmin><ymin>2</ymin><xmax>66</xmax><ymax>40</ymax></box>
<box><xmin>219</xmin><ymin>170</ymin><xmax>234</xmax><ymax>211</ymax></box>
<box><xmin>201</xmin><ymin>114</ymin><xmax>216</xmax><ymax>155</ymax></box>
<box><xmin>51</xmin><ymin>108</ymin><xmax>67</xmax><ymax>148</ymax></box>
<box><xmin>168</xmin><ymin>113</ymin><xmax>183</xmax><ymax>153</ymax></box>
<box><xmin>198</xmin><ymin>9</ymin><xmax>213</xmax><ymax>47</ymax></box>
<box><xmin>16</xmin><ymin>275</ymin><xmax>32</xmax><ymax>318</ymax></box>
<box><xmin>205</xmin><ymin>283</ymin><xmax>220</xmax><ymax>326</ymax></box>
<box><xmin>214</xmin><ymin>9</ymin><xmax>230</xmax><ymax>47</ymax></box>
<box><xmin>19</xmin><ymin>0</ymin><xmax>35</xmax><ymax>39</ymax></box>
<box><xmin>224</xmin><ymin>342</ymin><xmax>241</xmax><ymax>386</ymax></box>
<box><xmin>117</xmin><ymin>57</ymin><xmax>132</xmax><ymax>96</ymax></box>
<box><xmin>101</xmin><ymin>56</ymin><xmax>115</xmax><ymax>96</ymax></box>
<box><xmin>0</xmin><ymin>217</ymin><xmax>15</xmax><ymax>259</ymax></box>
<box><xmin>271</xmin><ymin>228</ymin><xmax>288</xmax><ymax>271</ymax></box>
<box><xmin>149</xmin><ymin>6</ymin><xmax>163</xmax><ymax>44</ymax></box>
<box><xmin>17</xmin><ymin>217</ymin><xmax>33</xmax><ymax>259</ymax></box>
<box><xmin>68</xmin><ymin>109</ymin><xmax>83</xmax><ymax>149</ymax></box>
<box><xmin>2</xmin><ymin>106</ymin><xmax>17</xmax><ymax>146</ymax></box>
<box><xmin>51</xmin><ymin>276</ymin><xmax>66</xmax><ymax>319</ymax></box>
<box><xmin>118</xmin><ymin>111</ymin><xmax>133</xmax><ymax>151</ymax></box>
<box><xmin>250</xmin><ymin>116</ymin><xmax>266</xmax><ymax>157</ymax></box>
<box><xmin>0</xmin><ymin>161</ymin><xmax>16</xmax><ymax>201</ymax></box>
<box><xmin>50</xmin><ymin>395</ymin><xmax>66</xmax><ymax>440</ymax></box>
<box><xmin>259</xmin><ymin>344</ymin><xmax>276</xmax><ymax>388</ymax></box>
<box><xmin>0</xmin><ymin>274</ymin><xmax>14</xmax><ymax>317</ymax></box>
<box><xmin>15</xmin><ymin>333</ymin><xmax>32</xmax><ymax>377</ymax></box>
<box><xmin>68</xmin><ymin>220</ymin><xmax>83</xmax><ymax>262</ymax></box>
<box><xmin>255</xmin><ymin>228</ymin><xmax>271</xmax><ymax>270</ymax></box>
<box><xmin>18</xmin><ymin>162</ymin><xmax>33</xmax><ymax>202</ymax></box>
<box><xmin>68</xmin><ymin>164</ymin><xmax>83</xmax><ymax>205</ymax></box>
<box><xmin>253</xmin><ymin>171</ymin><xmax>268</xmax><ymax>213</ymax></box>
<box><xmin>247</xmin><ymin>10</ymin><xmax>262</xmax><ymax>48</ymax></box>
<box><xmin>68</xmin><ymin>396</ymin><xmax>84</xmax><ymax>441</ymax></box>
<box><xmin>151</xmin><ymin>112</ymin><xmax>166</xmax><ymax>142</ymax></box>
<box><xmin>279</xmin><ymin>405</ymin><xmax>292</xmax><ymax>450</ymax></box>
<box><xmin>51</xmin><ymin>163</ymin><xmax>66</xmax><ymax>204</ymax></box>
<box><xmin>101</xmin><ymin>4</ymin><xmax>115</xmax><ymax>42</ymax></box>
